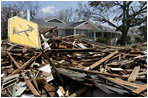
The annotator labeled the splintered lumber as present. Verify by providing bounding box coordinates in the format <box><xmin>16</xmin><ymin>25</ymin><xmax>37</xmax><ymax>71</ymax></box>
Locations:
<box><xmin>58</xmin><ymin>86</ymin><xmax>65</xmax><ymax>95</ymax></box>
<box><xmin>90</xmin><ymin>50</ymin><xmax>118</xmax><ymax>69</ymax></box>
<box><xmin>69</xmin><ymin>86</ymin><xmax>89</xmax><ymax>97</ymax></box>
<box><xmin>128</xmin><ymin>66</ymin><xmax>140</xmax><ymax>82</ymax></box>
<box><xmin>6</xmin><ymin>51</ymin><xmax>20</xmax><ymax>68</ymax></box>
<box><xmin>132</xmin><ymin>84</ymin><xmax>147</xmax><ymax>94</ymax></box>
<box><xmin>11</xmin><ymin>50</ymin><xmax>47</xmax><ymax>75</ymax></box>
<box><xmin>25</xmin><ymin>79</ymin><xmax>40</xmax><ymax>97</ymax></box>
<box><xmin>7</xmin><ymin>44</ymin><xmax>15</xmax><ymax>51</ymax></box>
<box><xmin>48</xmin><ymin>48</ymin><xmax>96</xmax><ymax>52</ymax></box>
<box><xmin>22</xmin><ymin>73</ymin><xmax>40</xmax><ymax>97</ymax></box>
<box><xmin>12</xmin><ymin>56</ymin><xmax>36</xmax><ymax>75</ymax></box>
<box><xmin>43</xmin><ymin>82</ymin><xmax>55</xmax><ymax>97</ymax></box>
<box><xmin>30</xmin><ymin>74</ymin><xmax>39</xmax><ymax>92</ymax></box>
<box><xmin>98</xmin><ymin>75</ymin><xmax>146</xmax><ymax>95</ymax></box>
<box><xmin>98</xmin><ymin>75</ymin><xmax>134</xmax><ymax>91</ymax></box>
<box><xmin>64</xmin><ymin>66</ymin><xmax>128</xmax><ymax>78</ymax></box>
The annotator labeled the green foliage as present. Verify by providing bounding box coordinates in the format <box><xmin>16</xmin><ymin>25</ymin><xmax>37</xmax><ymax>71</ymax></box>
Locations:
<box><xmin>135</xmin><ymin>35</ymin><xmax>144</xmax><ymax>43</ymax></box>
<box><xmin>138</xmin><ymin>25</ymin><xmax>147</xmax><ymax>41</ymax></box>
<box><xmin>96</xmin><ymin>37</ymin><xmax>108</xmax><ymax>44</ymax></box>
<box><xmin>127</xmin><ymin>35</ymin><xmax>134</xmax><ymax>44</ymax></box>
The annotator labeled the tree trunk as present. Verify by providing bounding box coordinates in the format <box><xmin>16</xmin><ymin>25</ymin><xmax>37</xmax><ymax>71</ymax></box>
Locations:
<box><xmin>120</xmin><ymin>29</ymin><xmax>128</xmax><ymax>45</ymax></box>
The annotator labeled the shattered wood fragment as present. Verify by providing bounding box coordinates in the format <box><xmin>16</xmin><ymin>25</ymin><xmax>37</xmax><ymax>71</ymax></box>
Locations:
<box><xmin>65</xmin><ymin>67</ymin><xmax>128</xmax><ymax>78</ymax></box>
<box><xmin>7</xmin><ymin>44</ymin><xmax>15</xmax><ymax>51</ymax></box>
<box><xmin>11</xmin><ymin>50</ymin><xmax>48</xmax><ymax>75</ymax></box>
<box><xmin>69</xmin><ymin>86</ymin><xmax>89</xmax><ymax>97</ymax></box>
<box><xmin>132</xmin><ymin>84</ymin><xmax>147</xmax><ymax>94</ymax></box>
<box><xmin>12</xmin><ymin>56</ymin><xmax>36</xmax><ymax>75</ymax></box>
<box><xmin>70</xmin><ymin>59</ymin><xmax>77</xmax><ymax>64</ymax></box>
<box><xmin>43</xmin><ymin>82</ymin><xmax>55</xmax><ymax>97</ymax></box>
<box><xmin>48</xmin><ymin>48</ymin><xmax>96</xmax><ymax>52</ymax></box>
<box><xmin>58</xmin><ymin>86</ymin><xmax>65</xmax><ymax>95</ymax></box>
<box><xmin>6</xmin><ymin>51</ymin><xmax>20</xmax><ymax>68</ymax></box>
<box><xmin>22</xmin><ymin>46</ymin><xmax>27</xmax><ymax>53</ymax></box>
<box><xmin>90</xmin><ymin>50</ymin><xmax>118</xmax><ymax>69</ymax></box>
<box><xmin>128</xmin><ymin>66</ymin><xmax>140</xmax><ymax>82</ymax></box>
<box><xmin>25</xmin><ymin>79</ymin><xmax>40</xmax><ymax>97</ymax></box>
<box><xmin>30</xmin><ymin>74</ymin><xmax>39</xmax><ymax>92</ymax></box>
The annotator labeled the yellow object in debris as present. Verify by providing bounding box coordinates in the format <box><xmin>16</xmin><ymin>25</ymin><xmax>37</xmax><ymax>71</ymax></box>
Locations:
<box><xmin>8</xmin><ymin>16</ymin><xmax>41</xmax><ymax>49</ymax></box>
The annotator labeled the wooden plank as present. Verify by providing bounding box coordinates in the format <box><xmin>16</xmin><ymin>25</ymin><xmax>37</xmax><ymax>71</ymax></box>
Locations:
<box><xmin>58</xmin><ymin>86</ymin><xmax>65</xmax><ymax>95</ymax></box>
<box><xmin>12</xmin><ymin>56</ymin><xmax>36</xmax><ymax>75</ymax></box>
<box><xmin>65</xmin><ymin>66</ymin><xmax>128</xmax><ymax>78</ymax></box>
<box><xmin>98</xmin><ymin>75</ymin><xmax>134</xmax><ymax>91</ymax></box>
<box><xmin>128</xmin><ymin>66</ymin><xmax>140</xmax><ymax>82</ymax></box>
<box><xmin>43</xmin><ymin>82</ymin><xmax>55</xmax><ymax>97</ymax></box>
<box><xmin>69</xmin><ymin>86</ymin><xmax>89</xmax><ymax>97</ymax></box>
<box><xmin>7</xmin><ymin>44</ymin><xmax>15</xmax><ymax>51</ymax></box>
<box><xmin>6</xmin><ymin>51</ymin><xmax>20</xmax><ymax>68</ymax></box>
<box><xmin>25</xmin><ymin>79</ymin><xmax>40</xmax><ymax>97</ymax></box>
<box><xmin>115</xmin><ymin>78</ymin><xmax>143</xmax><ymax>88</ymax></box>
<box><xmin>11</xmin><ymin>50</ymin><xmax>48</xmax><ymax>75</ymax></box>
<box><xmin>48</xmin><ymin>48</ymin><xmax>96</xmax><ymax>52</ymax></box>
<box><xmin>22</xmin><ymin>46</ymin><xmax>27</xmax><ymax>53</ymax></box>
<box><xmin>70</xmin><ymin>59</ymin><xmax>77</xmax><ymax>64</ymax></box>
<box><xmin>30</xmin><ymin>74</ymin><xmax>39</xmax><ymax>92</ymax></box>
<box><xmin>90</xmin><ymin>50</ymin><xmax>118</xmax><ymax>69</ymax></box>
<box><xmin>132</xmin><ymin>84</ymin><xmax>147</xmax><ymax>94</ymax></box>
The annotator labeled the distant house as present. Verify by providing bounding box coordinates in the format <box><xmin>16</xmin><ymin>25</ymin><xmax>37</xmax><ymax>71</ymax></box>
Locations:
<box><xmin>31</xmin><ymin>18</ymin><xmax>121</xmax><ymax>44</ymax></box>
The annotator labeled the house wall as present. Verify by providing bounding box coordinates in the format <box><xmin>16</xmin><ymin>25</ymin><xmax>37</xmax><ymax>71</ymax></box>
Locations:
<box><xmin>65</xmin><ymin>29</ymin><xmax>74</xmax><ymax>36</ymax></box>
<box><xmin>58</xmin><ymin>29</ymin><xmax>66</xmax><ymax>36</ymax></box>
<box><xmin>76</xmin><ymin>29</ymin><xmax>96</xmax><ymax>41</ymax></box>
<box><xmin>75</xmin><ymin>22</ymin><xmax>98</xmax><ymax>41</ymax></box>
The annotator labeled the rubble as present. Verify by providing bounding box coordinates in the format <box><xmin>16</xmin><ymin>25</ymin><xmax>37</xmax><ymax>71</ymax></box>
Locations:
<box><xmin>1</xmin><ymin>33</ymin><xmax>147</xmax><ymax>97</ymax></box>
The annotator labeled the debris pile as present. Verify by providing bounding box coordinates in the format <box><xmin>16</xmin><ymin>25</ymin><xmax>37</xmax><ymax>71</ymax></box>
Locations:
<box><xmin>1</xmin><ymin>33</ymin><xmax>147</xmax><ymax>97</ymax></box>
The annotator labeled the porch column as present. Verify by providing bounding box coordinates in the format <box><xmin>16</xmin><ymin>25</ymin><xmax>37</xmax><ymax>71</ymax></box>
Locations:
<box><xmin>74</xmin><ymin>28</ymin><xmax>76</xmax><ymax>35</ymax></box>
<box><xmin>94</xmin><ymin>31</ymin><xmax>96</xmax><ymax>41</ymax></box>
<box><xmin>102</xmin><ymin>32</ymin><xmax>104</xmax><ymax>37</ymax></box>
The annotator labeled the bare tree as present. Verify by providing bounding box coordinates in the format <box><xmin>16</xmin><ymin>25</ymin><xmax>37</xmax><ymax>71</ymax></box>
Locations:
<box><xmin>75</xmin><ymin>2</ymin><xmax>92</xmax><ymax>21</ymax></box>
<box><xmin>76</xmin><ymin>1</ymin><xmax>147</xmax><ymax>45</ymax></box>
<box><xmin>24</xmin><ymin>1</ymin><xmax>40</xmax><ymax>18</ymax></box>
<box><xmin>1</xmin><ymin>2</ymin><xmax>24</xmax><ymax>39</ymax></box>
<box><xmin>40</xmin><ymin>7</ymin><xmax>79</xmax><ymax>23</ymax></box>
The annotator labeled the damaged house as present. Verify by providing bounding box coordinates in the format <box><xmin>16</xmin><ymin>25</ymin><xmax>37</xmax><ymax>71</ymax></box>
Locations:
<box><xmin>31</xmin><ymin>18</ymin><xmax>121</xmax><ymax>44</ymax></box>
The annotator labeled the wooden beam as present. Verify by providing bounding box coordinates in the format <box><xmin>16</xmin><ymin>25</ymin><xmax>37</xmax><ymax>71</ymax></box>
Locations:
<box><xmin>7</xmin><ymin>44</ymin><xmax>15</xmax><ymax>51</ymax></box>
<box><xmin>11</xmin><ymin>49</ymin><xmax>48</xmax><ymax>75</ymax></box>
<box><xmin>48</xmin><ymin>48</ymin><xmax>96</xmax><ymax>52</ymax></box>
<box><xmin>132</xmin><ymin>84</ymin><xmax>147</xmax><ymax>94</ymax></box>
<box><xmin>6</xmin><ymin>51</ymin><xmax>20</xmax><ymax>68</ymax></box>
<box><xmin>90</xmin><ymin>50</ymin><xmax>118</xmax><ymax>69</ymax></box>
<box><xmin>25</xmin><ymin>79</ymin><xmax>40</xmax><ymax>97</ymax></box>
<box><xmin>63</xmin><ymin>66</ymin><xmax>128</xmax><ymax>78</ymax></box>
<box><xmin>43</xmin><ymin>82</ymin><xmax>55</xmax><ymax>97</ymax></box>
<box><xmin>128</xmin><ymin>66</ymin><xmax>140</xmax><ymax>82</ymax></box>
<box><xmin>58</xmin><ymin>86</ymin><xmax>66</xmax><ymax>95</ymax></box>
<box><xmin>12</xmin><ymin>56</ymin><xmax>35</xmax><ymax>75</ymax></box>
<box><xmin>69</xmin><ymin>86</ymin><xmax>89</xmax><ymax>97</ymax></box>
